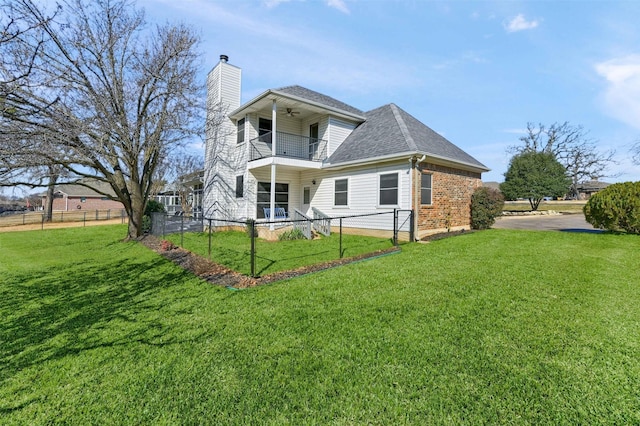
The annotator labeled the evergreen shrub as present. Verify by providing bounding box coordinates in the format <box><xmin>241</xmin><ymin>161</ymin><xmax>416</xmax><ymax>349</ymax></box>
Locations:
<box><xmin>583</xmin><ymin>181</ymin><xmax>640</xmax><ymax>234</ymax></box>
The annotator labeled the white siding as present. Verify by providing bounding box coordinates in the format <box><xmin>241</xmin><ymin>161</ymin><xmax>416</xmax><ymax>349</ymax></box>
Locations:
<box><xmin>326</xmin><ymin>117</ymin><xmax>356</xmax><ymax>156</ymax></box>
<box><xmin>203</xmin><ymin>60</ymin><xmax>247</xmax><ymax>221</ymax></box>
<box><xmin>305</xmin><ymin>160</ymin><xmax>412</xmax><ymax>230</ymax></box>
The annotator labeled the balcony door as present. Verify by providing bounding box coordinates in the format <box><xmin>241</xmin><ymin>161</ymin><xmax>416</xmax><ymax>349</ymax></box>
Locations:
<box><xmin>259</xmin><ymin>117</ymin><xmax>272</xmax><ymax>145</ymax></box>
<box><xmin>309</xmin><ymin>123</ymin><xmax>319</xmax><ymax>160</ymax></box>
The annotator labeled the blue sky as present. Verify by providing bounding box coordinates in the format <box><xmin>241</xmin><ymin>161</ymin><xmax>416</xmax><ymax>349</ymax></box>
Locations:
<box><xmin>113</xmin><ymin>1</ymin><xmax>640</xmax><ymax>182</ymax></box>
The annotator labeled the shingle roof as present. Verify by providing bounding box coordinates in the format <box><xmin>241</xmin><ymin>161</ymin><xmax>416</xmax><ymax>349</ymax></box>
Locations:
<box><xmin>328</xmin><ymin>103</ymin><xmax>488</xmax><ymax>170</ymax></box>
<box><xmin>54</xmin><ymin>179</ymin><xmax>117</xmax><ymax>197</ymax></box>
<box><xmin>275</xmin><ymin>85</ymin><xmax>365</xmax><ymax>117</ymax></box>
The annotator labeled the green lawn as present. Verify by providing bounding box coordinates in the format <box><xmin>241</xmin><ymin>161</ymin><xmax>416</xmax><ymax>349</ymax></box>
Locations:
<box><xmin>1</xmin><ymin>225</ymin><xmax>639</xmax><ymax>424</ymax></box>
<box><xmin>165</xmin><ymin>230</ymin><xmax>396</xmax><ymax>276</ymax></box>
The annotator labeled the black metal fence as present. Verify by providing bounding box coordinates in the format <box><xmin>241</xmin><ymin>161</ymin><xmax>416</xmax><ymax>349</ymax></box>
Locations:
<box><xmin>0</xmin><ymin>209</ymin><xmax>128</xmax><ymax>229</ymax></box>
<box><xmin>152</xmin><ymin>209</ymin><xmax>413</xmax><ymax>278</ymax></box>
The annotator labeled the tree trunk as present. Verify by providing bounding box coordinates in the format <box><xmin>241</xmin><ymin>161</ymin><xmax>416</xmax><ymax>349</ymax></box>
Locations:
<box><xmin>44</xmin><ymin>172</ymin><xmax>58</xmax><ymax>222</ymax></box>
<box><xmin>126</xmin><ymin>191</ymin><xmax>145</xmax><ymax>240</ymax></box>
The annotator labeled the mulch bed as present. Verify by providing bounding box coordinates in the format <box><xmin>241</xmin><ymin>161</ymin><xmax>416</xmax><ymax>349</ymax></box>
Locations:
<box><xmin>419</xmin><ymin>229</ymin><xmax>475</xmax><ymax>242</ymax></box>
<box><xmin>137</xmin><ymin>234</ymin><xmax>401</xmax><ymax>289</ymax></box>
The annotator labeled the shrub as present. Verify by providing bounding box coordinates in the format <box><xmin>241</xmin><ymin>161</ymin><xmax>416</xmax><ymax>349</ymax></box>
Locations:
<box><xmin>278</xmin><ymin>228</ymin><xmax>306</xmax><ymax>241</ymax></box>
<box><xmin>145</xmin><ymin>200</ymin><xmax>166</xmax><ymax>216</ymax></box>
<box><xmin>143</xmin><ymin>200</ymin><xmax>166</xmax><ymax>233</ymax></box>
<box><xmin>583</xmin><ymin>181</ymin><xmax>640</xmax><ymax>234</ymax></box>
<box><xmin>471</xmin><ymin>187</ymin><xmax>505</xmax><ymax>230</ymax></box>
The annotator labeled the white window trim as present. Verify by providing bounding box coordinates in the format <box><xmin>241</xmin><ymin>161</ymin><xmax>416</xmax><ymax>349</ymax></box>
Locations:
<box><xmin>377</xmin><ymin>171</ymin><xmax>400</xmax><ymax>208</ymax></box>
<box><xmin>333</xmin><ymin>177</ymin><xmax>350</xmax><ymax>208</ymax></box>
<box><xmin>421</xmin><ymin>172</ymin><xmax>433</xmax><ymax>206</ymax></box>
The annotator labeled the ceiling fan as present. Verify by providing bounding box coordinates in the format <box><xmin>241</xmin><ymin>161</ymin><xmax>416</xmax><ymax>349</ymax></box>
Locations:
<box><xmin>281</xmin><ymin>108</ymin><xmax>300</xmax><ymax>117</ymax></box>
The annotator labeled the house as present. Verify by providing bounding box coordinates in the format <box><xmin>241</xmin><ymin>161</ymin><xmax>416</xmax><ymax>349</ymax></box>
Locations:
<box><xmin>203</xmin><ymin>55</ymin><xmax>489</xmax><ymax>239</ymax></box>
<box><xmin>40</xmin><ymin>179</ymin><xmax>124</xmax><ymax>211</ymax></box>
<box><xmin>576</xmin><ymin>180</ymin><xmax>610</xmax><ymax>199</ymax></box>
<box><xmin>155</xmin><ymin>170</ymin><xmax>204</xmax><ymax>217</ymax></box>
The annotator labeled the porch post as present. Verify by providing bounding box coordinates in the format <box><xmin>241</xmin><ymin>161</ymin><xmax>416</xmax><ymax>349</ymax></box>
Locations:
<box><xmin>269</xmin><ymin>99</ymin><xmax>277</xmax><ymax>230</ymax></box>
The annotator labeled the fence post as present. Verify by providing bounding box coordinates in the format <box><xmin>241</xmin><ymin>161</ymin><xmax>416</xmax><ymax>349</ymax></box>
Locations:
<box><xmin>250</xmin><ymin>219</ymin><xmax>256</xmax><ymax>277</ymax></box>
<box><xmin>393</xmin><ymin>209</ymin><xmax>398</xmax><ymax>246</ymax></box>
<box><xmin>409</xmin><ymin>210</ymin><xmax>415</xmax><ymax>242</ymax></box>
<box><xmin>41</xmin><ymin>214</ymin><xmax>45</xmax><ymax>230</ymax></box>
<box><xmin>339</xmin><ymin>218</ymin><xmax>343</xmax><ymax>259</ymax></box>
<box><xmin>83</xmin><ymin>212</ymin><xmax>87</xmax><ymax>227</ymax></box>
<box><xmin>95</xmin><ymin>210</ymin><xmax>98</xmax><ymax>220</ymax></box>
<box><xmin>23</xmin><ymin>213</ymin><xmax>25</xmax><ymax>225</ymax></box>
<box><xmin>180</xmin><ymin>214</ymin><xmax>184</xmax><ymax>247</ymax></box>
<box><xmin>208</xmin><ymin>219</ymin><xmax>212</xmax><ymax>260</ymax></box>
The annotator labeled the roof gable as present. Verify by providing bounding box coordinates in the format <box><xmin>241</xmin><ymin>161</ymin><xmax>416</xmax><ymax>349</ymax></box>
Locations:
<box><xmin>328</xmin><ymin>103</ymin><xmax>488</xmax><ymax>171</ymax></box>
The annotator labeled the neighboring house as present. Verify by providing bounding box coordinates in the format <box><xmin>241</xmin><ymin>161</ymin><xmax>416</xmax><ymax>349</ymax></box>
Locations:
<box><xmin>155</xmin><ymin>170</ymin><xmax>204</xmax><ymax>217</ymax></box>
<box><xmin>204</xmin><ymin>55</ymin><xmax>489</xmax><ymax>239</ymax></box>
<box><xmin>41</xmin><ymin>180</ymin><xmax>124</xmax><ymax>211</ymax></box>
<box><xmin>576</xmin><ymin>180</ymin><xmax>610</xmax><ymax>199</ymax></box>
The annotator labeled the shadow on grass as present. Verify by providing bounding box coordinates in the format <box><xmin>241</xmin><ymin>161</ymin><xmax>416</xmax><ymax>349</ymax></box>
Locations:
<box><xmin>0</xmin><ymin>254</ymin><xmax>212</xmax><ymax>383</ymax></box>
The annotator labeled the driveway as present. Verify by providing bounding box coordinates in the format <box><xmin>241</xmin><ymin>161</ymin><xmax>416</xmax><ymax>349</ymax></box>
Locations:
<box><xmin>493</xmin><ymin>213</ymin><xmax>602</xmax><ymax>233</ymax></box>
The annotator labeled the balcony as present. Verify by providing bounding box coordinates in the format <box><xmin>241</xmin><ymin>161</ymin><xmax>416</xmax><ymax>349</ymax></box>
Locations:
<box><xmin>249</xmin><ymin>131</ymin><xmax>328</xmax><ymax>162</ymax></box>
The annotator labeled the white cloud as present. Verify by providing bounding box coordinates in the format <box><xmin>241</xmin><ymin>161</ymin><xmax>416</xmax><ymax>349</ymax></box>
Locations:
<box><xmin>595</xmin><ymin>55</ymin><xmax>640</xmax><ymax>129</ymax></box>
<box><xmin>327</xmin><ymin>0</ymin><xmax>350</xmax><ymax>14</ymax></box>
<box><xmin>504</xmin><ymin>14</ymin><xmax>540</xmax><ymax>33</ymax></box>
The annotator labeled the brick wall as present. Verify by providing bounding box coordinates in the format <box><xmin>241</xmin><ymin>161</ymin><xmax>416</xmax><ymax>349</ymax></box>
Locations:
<box><xmin>51</xmin><ymin>196</ymin><xmax>124</xmax><ymax>211</ymax></box>
<box><xmin>416</xmin><ymin>162</ymin><xmax>482</xmax><ymax>233</ymax></box>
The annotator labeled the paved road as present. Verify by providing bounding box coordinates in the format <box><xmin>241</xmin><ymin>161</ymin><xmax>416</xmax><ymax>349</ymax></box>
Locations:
<box><xmin>493</xmin><ymin>213</ymin><xmax>602</xmax><ymax>233</ymax></box>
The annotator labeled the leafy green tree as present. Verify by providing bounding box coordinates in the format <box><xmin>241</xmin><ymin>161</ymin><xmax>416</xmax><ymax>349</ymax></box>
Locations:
<box><xmin>500</xmin><ymin>151</ymin><xmax>571</xmax><ymax>211</ymax></box>
<box><xmin>509</xmin><ymin>122</ymin><xmax>615</xmax><ymax>199</ymax></box>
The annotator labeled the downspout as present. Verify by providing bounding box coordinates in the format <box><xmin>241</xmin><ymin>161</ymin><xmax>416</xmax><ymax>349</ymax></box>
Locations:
<box><xmin>269</xmin><ymin>99</ymin><xmax>277</xmax><ymax>231</ymax></box>
<box><xmin>411</xmin><ymin>154</ymin><xmax>426</xmax><ymax>240</ymax></box>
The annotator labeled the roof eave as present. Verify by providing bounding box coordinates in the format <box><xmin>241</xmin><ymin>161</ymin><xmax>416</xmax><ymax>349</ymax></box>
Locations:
<box><xmin>228</xmin><ymin>89</ymin><xmax>367</xmax><ymax>122</ymax></box>
<box><xmin>325</xmin><ymin>151</ymin><xmax>490</xmax><ymax>173</ymax></box>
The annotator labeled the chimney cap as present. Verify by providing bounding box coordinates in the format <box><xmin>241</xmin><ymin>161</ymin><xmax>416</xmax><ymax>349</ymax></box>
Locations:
<box><xmin>220</xmin><ymin>54</ymin><xmax>229</xmax><ymax>63</ymax></box>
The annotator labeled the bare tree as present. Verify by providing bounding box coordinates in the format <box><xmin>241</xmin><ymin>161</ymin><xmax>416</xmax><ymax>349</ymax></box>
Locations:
<box><xmin>508</xmin><ymin>122</ymin><xmax>616</xmax><ymax>199</ymax></box>
<box><xmin>0</xmin><ymin>0</ymin><xmax>204</xmax><ymax>239</ymax></box>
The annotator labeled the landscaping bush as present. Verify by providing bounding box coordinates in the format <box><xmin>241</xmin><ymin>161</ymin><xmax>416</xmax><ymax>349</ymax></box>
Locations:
<box><xmin>143</xmin><ymin>200</ymin><xmax>166</xmax><ymax>233</ymax></box>
<box><xmin>278</xmin><ymin>228</ymin><xmax>306</xmax><ymax>241</ymax></box>
<box><xmin>583</xmin><ymin>181</ymin><xmax>640</xmax><ymax>234</ymax></box>
<box><xmin>470</xmin><ymin>186</ymin><xmax>505</xmax><ymax>230</ymax></box>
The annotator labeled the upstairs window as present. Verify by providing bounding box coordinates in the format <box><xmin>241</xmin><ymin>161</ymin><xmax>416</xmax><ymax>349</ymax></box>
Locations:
<box><xmin>379</xmin><ymin>173</ymin><xmax>399</xmax><ymax>206</ymax></box>
<box><xmin>236</xmin><ymin>118</ymin><xmax>245</xmax><ymax>144</ymax></box>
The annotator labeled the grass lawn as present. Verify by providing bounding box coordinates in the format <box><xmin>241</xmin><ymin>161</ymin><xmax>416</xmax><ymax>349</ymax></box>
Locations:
<box><xmin>165</xmin><ymin>230</ymin><xmax>396</xmax><ymax>276</ymax></box>
<box><xmin>1</xmin><ymin>225</ymin><xmax>639</xmax><ymax>424</ymax></box>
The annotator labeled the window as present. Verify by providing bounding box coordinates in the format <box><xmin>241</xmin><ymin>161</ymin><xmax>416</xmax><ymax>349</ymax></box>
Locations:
<box><xmin>236</xmin><ymin>118</ymin><xmax>245</xmax><ymax>144</ymax></box>
<box><xmin>80</xmin><ymin>197</ymin><xmax>86</xmax><ymax>203</ymax></box>
<box><xmin>257</xmin><ymin>182</ymin><xmax>288</xmax><ymax>218</ymax></box>
<box><xmin>421</xmin><ymin>173</ymin><xmax>432</xmax><ymax>205</ymax></box>
<box><xmin>334</xmin><ymin>179</ymin><xmax>348</xmax><ymax>206</ymax></box>
<box><xmin>379</xmin><ymin>173</ymin><xmax>398</xmax><ymax>206</ymax></box>
<box><xmin>258</xmin><ymin>118</ymin><xmax>272</xmax><ymax>143</ymax></box>
<box><xmin>235</xmin><ymin>175</ymin><xmax>244</xmax><ymax>198</ymax></box>
<box><xmin>303</xmin><ymin>187</ymin><xmax>310</xmax><ymax>205</ymax></box>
